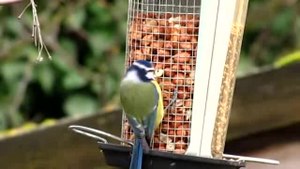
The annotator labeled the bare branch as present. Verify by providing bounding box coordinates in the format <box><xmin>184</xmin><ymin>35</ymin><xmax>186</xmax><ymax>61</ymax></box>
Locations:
<box><xmin>18</xmin><ymin>0</ymin><xmax>52</xmax><ymax>61</ymax></box>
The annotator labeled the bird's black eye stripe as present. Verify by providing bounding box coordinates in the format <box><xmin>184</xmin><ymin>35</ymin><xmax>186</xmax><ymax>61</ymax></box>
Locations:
<box><xmin>147</xmin><ymin>69</ymin><xmax>155</xmax><ymax>73</ymax></box>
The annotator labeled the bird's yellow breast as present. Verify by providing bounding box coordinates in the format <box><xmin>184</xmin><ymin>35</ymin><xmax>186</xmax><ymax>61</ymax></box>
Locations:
<box><xmin>151</xmin><ymin>80</ymin><xmax>164</xmax><ymax>129</ymax></box>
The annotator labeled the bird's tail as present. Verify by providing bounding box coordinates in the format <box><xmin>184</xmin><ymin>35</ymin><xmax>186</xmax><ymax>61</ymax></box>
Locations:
<box><xmin>129</xmin><ymin>138</ymin><xmax>143</xmax><ymax>169</ymax></box>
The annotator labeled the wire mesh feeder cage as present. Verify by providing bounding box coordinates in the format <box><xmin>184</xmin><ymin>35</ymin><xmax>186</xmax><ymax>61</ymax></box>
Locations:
<box><xmin>69</xmin><ymin>0</ymin><xmax>280</xmax><ymax>168</ymax></box>
<box><xmin>122</xmin><ymin>0</ymin><xmax>201</xmax><ymax>155</ymax></box>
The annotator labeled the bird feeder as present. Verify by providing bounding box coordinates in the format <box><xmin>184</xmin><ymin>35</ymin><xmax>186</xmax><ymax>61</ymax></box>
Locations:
<box><xmin>69</xmin><ymin>0</ymin><xmax>280</xmax><ymax>168</ymax></box>
<box><xmin>122</xmin><ymin>0</ymin><xmax>247</xmax><ymax>158</ymax></box>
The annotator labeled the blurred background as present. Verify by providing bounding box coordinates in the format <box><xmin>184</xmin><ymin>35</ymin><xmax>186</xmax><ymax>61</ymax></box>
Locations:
<box><xmin>0</xmin><ymin>0</ymin><xmax>299</xmax><ymax>168</ymax></box>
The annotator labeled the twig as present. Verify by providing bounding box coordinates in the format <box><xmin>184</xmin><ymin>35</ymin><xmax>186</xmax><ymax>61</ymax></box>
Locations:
<box><xmin>18</xmin><ymin>0</ymin><xmax>52</xmax><ymax>61</ymax></box>
<box><xmin>17</xmin><ymin>2</ymin><xmax>31</xmax><ymax>19</ymax></box>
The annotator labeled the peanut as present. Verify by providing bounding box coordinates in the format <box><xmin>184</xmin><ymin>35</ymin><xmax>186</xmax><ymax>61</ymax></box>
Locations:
<box><xmin>164</xmin><ymin>67</ymin><xmax>172</xmax><ymax>77</ymax></box>
<box><xmin>179</xmin><ymin>34</ymin><xmax>192</xmax><ymax>42</ymax></box>
<box><xmin>163</xmin><ymin>100</ymin><xmax>169</xmax><ymax>107</ymax></box>
<box><xmin>158</xmin><ymin>19</ymin><xmax>168</xmax><ymax>26</ymax></box>
<box><xmin>164</xmin><ymin>41</ymin><xmax>173</xmax><ymax>49</ymax></box>
<box><xmin>172</xmin><ymin>73</ymin><xmax>185</xmax><ymax>85</ymax></box>
<box><xmin>186</xmin><ymin>78</ymin><xmax>194</xmax><ymax>85</ymax></box>
<box><xmin>141</xmin><ymin>47</ymin><xmax>152</xmax><ymax>55</ymax></box>
<box><xmin>177</xmin><ymin>89</ymin><xmax>187</xmax><ymax>99</ymax></box>
<box><xmin>171</xmin><ymin>35</ymin><xmax>179</xmax><ymax>42</ymax></box>
<box><xmin>161</xmin><ymin>80</ymin><xmax>174</xmax><ymax>91</ymax></box>
<box><xmin>153</xmin><ymin>27</ymin><xmax>165</xmax><ymax>35</ymax></box>
<box><xmin>163</xmin><ymin>91</ymin><xmax>173</xmax><ymax>100</ymax></box>
<box><xmin>142</xmin><ymin>19</ymin><xmax>158</xmax><ymax>33</ymax></box>
<box><xmin>171</xmin><ymin>64</ymin><xmax>180</xmax><ymax>72</ymax></box>
<box><xmin>157</xmin><ymin>49</ymin><xmax>170</xmax><ymax>56</ymax></box>
<box><xmin>175</xmin><ymin>140</ymin><xmax>187</xmax><ymax>149</ymax></box>
<box><xmin>163</xmin><ymin>115</ymin><xmax>173</xmax><ymax>122</ymax></box>
<box><xmin>131</xmin><ymin>50</ymin><xmax>145</xmax><ymax>60</ymax></box>
<box><xmin>184</xmin><ymin>123</ymin><xmax>191</xmax><ymax>136</ymax></box>
<box><xmin>176</xmin><ymin>125</ymin><xmax>187</xmax><ymax>136</ymax></box>
<box><xmin>175</xmin><ymin>115</ymin><xmax>184</xmax><ymax>121</ymax></box>
<box><xmin>168</xmin><ymin>129</ymin><xmax>175</xmax><ymax>136</ymax></box>
<box><xmin>150</xmin><ymin>41</ymin><xmax>164</xmax><ymax>49</ymax></box>
<box><xmin>180</xmin><ymin>42</ymin><xmax>193</xmax><ymax>50</ymax></box>
<box><xmin>173</xmin><ymin>52</ymin><xmax>191</xmax><ymax>63</ymax></box>
<box><xmin>147</xmin><ymin>13</ymin><xmax>157</xmax><ymax>19</ymax></box>
<box><xmin>130</xmin><ymin>31</ymin><xmax>142</xmax><ymax>40</ymax></box>
<box><xmin>141</xmin><ymin>34</ymin><xmax>156</xmax><ymax>46</ymax></box>
<box><xmin>184</xmin><ymin>100</ymin><xmax>193</xmax><ymax>108</ymax></box>
<box><xmin>181</xmin><ymin>64</ymin><xmax>191</xmax><ymax>71</ymax></box>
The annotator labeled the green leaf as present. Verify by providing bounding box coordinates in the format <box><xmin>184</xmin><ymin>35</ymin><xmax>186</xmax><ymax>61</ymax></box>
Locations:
<box><xmin>60</xmin><ymin>38</ymin><xmax>76</xmax><ymax>57</ymax></box>
<box><xmin>91</xmin><ymin>80</ymin><xmax>102</xmax><ymax>94</ymax></box>
<box><xmin>35</xmin><ymin>63</ymin><xmax>55</xmax><ymax>93</ymax></box>
<box><xmin>65</xmin><ymin>8</ymin><xmax>86</xmax><ymax>30</ymax></box>
<box><xmin>52</xmin><ymin>56</ymin><xmax>70</xmax><ymax>73</ymax></box>
<box><xmin>88</xmin><ymin>32</ymin><xmax>115</xmax><ymax>56</ymax></box>
<box><xmin>105</xmin><ymin>75</ymin><xmax>117</xmax><ymax>99</ymax></box>
<box><xmin>5</xmin><ymin>18</ymin><xmax>22</xmax><ymax>37</ymax></box>
<box><xmin>1</xmin><ymin>61</ymin><xmax>26</xmax><ymax>83</ymax></box>
<box><xmin>271</xmin><ymin>9</ymin><xmax>294</xmax><ymax>36</ymax></box>
<box><xmin>64</xmin><ymin>94</ymin><xmax>97</xmax><ymax>117</ymax></box>
<box><xmin>63</xmin><ymin>72</ymin><xmax>87</xmax><ymax>90</ymax></box>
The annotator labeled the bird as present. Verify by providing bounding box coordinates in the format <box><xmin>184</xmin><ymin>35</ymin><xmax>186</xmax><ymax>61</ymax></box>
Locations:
<box><xmin>120</xmin><ymin>60</ymin><xmax>164</xmax><ymax>169</ymax></box>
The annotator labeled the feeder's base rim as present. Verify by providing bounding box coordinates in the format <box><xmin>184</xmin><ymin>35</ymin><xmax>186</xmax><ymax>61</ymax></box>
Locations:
<box><xmin>98</xmin><ymin>143</ymin><xmax>245</xmax><ymax>169</ymax></box>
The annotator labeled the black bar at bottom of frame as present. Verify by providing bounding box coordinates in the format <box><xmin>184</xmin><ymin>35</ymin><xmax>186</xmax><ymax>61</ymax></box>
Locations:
<box><xmin>98</xmin><ymin>143</ymin><xmax>245</xmax><ymax>169</ymax></box>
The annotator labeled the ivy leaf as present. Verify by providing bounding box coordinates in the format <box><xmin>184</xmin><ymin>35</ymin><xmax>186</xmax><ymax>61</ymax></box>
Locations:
<box><xmin>88</xmin><ymin>32</ymin><xmax>114</xmax><ymax>56</ymax></box>
<box><xmin>35</xmin><ymin>63</ymin><xmax>55</xmax><ymax>93</ymax></box>
<box><xmin>63</xmin><ymin>94</ymin><xmax>97</xmax><ymax>117</ymax></box>
<box><xmin>63</xmin><ymin>71</ymin><xmax>87</xmax><ymax>90</ymax></box>
<box><xmin>1</xmin><ymin>61</ymin><xmax>25</xmax><ymax>83</ymax></box>
<box><xmin>65</xmin><ymin>8</ymin><xmax>86</xmax><ymax>30</ymax></box>
<box><xmin>271</xmin><ymin>9</ymin><xmax>294</xmax><ymax>36</ymax></box>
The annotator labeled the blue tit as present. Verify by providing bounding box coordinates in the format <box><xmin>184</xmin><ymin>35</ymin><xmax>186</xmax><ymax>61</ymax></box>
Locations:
<box><xmin>120</xmin><ymin>60</ymin><xmax>164</xmax><ymax>169</ymax></box>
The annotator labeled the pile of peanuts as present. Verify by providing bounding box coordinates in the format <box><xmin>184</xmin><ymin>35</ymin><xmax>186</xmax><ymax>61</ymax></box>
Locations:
<box><xmin>123</xmin><ymin>12</ymin><xmax>200</xmax><ymax>154</ymax></box>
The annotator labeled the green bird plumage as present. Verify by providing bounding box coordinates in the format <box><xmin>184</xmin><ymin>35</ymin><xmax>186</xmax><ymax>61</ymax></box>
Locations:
<box><xmin>120</xmin><ymin>60</ymin><xmax>164</xmax><ymax>169</ymax></box>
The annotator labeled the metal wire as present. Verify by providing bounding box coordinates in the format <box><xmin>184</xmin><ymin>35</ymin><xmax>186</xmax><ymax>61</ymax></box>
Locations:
<box><xmin>69</xmin><ymin>125</ymin><xmax>133</xmax><ymax>146</ymax></box>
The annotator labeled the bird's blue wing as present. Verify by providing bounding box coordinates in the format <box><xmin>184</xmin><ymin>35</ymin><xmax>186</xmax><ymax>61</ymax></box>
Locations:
<box><xmin>127</xmin><ymin>116</ymin><xmax>145</xmax><ymax>138</ymax></box>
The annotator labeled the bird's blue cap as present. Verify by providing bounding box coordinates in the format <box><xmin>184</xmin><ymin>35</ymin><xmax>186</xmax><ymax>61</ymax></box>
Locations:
<box><xmin>125</xmin><ymin>60</ymin><xmax>154</xmax><ymax>82</ymax></box>
<box><xmin>134</xmin><ymin>60</ymin><xmax>153</xmax><ymax>69</ymax></box>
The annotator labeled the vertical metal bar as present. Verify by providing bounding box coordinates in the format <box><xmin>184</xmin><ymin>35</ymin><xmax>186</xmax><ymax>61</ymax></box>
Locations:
<box><xmin>185</xmin><ymin>0</ymin><xmax>220</xmax><ymax>157</ymax></box>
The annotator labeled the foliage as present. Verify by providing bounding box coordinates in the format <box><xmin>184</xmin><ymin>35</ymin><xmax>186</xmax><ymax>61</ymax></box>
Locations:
<box><xmin>0</xmin><ymin>0</ymin><xmax>127</xmax><ymax>129</ymax></box>
<box><xmin>0</xmin><ymin>0</ymin><xmax>299</xmax><ymax>130</ymax></box>
<box><xmin>240</xmin><ymin>0</ymin><xmax>299</xmax><ymax>66</ymax></box>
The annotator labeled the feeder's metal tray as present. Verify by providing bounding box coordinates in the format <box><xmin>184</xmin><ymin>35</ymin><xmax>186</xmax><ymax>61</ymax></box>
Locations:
<box><xmin>99</xmin><ymin>143</ymin><xmax>245</xmax><ymax>169</ymax></box>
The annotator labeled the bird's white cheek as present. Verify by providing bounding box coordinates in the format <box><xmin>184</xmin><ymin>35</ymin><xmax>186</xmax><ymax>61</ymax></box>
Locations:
<box><xmin>146</xmin><ymin>72</ymin><xmax>154</xmax><ymax>79</ymax></box>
